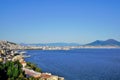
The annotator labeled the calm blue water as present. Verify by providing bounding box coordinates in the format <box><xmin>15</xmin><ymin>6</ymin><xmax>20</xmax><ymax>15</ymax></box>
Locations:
<box><xmin>25</xmin><ymin>49</ymin><xmax>120</xmax><ymax>80</ymax></box>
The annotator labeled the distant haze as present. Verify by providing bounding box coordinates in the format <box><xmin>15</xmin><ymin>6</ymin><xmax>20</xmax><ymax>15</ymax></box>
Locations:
<box><xmin>20</xmin><ymin>39</ymin><xmax>120</xmax><ymax>47</ymax></box>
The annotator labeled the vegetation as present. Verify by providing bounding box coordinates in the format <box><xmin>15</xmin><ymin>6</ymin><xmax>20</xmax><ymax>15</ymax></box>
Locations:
<box><xmin>0</xmin><ymin>61</ymin><xmax>42</xmax><ymax>80</ymax></box>
<box><xmin>0</xmin><ymin>61</ymin><xmax>26</xmax><ymax>80</ymax></box>
<box><xmin>26</xmin><ymin>62</ymin><xmax>42</xmax><ymax>72</ymax></box>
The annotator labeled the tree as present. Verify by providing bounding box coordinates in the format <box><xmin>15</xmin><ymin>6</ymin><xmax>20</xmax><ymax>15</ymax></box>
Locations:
<box><xmin>27</xmin><ymin>62</ymin><xmax>42</xmax><ymax>72</ymax></box>
<box><xmin>0</xmin><ymin>61</ymin><xmax>26</xmax><ymax>80</ymax></box>
<box><xmin>0</xmin><ymin>61</ymin><xmax>41</xmax><ymax>80</ymax></box>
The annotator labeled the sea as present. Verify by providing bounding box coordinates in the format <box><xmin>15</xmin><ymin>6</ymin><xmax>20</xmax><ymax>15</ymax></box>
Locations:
<box><xmin>25</xmin><ymin>49</ymin><xmax>120</xmax><ymax>80</ymax></box>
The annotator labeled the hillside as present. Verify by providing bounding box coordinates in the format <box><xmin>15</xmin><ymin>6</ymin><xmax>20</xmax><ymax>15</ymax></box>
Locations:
<box><xmin>86</xmin><ymin>39</ymin><xmax>120</xmax><ymax>46</ymax></box>
<box><xmin>0</xmin><ymin>40</ymin><xmax>25</xmax><ymax>49</ymax></box>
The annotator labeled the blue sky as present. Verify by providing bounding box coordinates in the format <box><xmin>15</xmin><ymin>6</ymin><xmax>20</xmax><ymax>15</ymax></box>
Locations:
<box><xmin>0</xmin><ymin>0</ymin><xmax>120</xmax><ymax>44</ymax></box>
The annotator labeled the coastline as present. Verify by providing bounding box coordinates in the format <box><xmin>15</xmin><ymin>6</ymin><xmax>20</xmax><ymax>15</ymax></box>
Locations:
<box><xmin>1</xmin><ymin>49</ymin><xmax>64</xmax><ymax>80</ymax></box>
<box><xmin>0</xmin><ymin>44</ymin><xmax>64</xmax><ymax>80</ymax></box>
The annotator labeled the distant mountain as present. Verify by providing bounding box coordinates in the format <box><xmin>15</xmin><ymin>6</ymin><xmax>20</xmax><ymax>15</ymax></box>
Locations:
<box><xmin>86</xmin><ymin>39</ymin><xmax>120</xmax><ymax>46</ymax></box>
<box><xmin>20</xmin><ymin>43</ymin><xmax>80</xmax><ymax>47</ymax></box>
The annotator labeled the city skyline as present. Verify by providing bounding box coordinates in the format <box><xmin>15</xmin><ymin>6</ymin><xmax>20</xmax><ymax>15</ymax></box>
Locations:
<box><xmin>0</xmin><ymin>0</ymin><xmax>120</xmax><ymax>44</ymax></box>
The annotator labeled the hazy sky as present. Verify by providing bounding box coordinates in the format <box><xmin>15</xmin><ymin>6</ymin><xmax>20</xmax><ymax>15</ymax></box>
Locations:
<box><xmin>0</xmin><ymin>0</ymin><xmax>120</xmax><ymax>44</ymax></box>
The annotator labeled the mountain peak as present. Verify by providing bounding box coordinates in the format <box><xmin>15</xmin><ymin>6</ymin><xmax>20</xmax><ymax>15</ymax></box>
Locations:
<box><xmin>86</xmin><ymin>39</ymin><xmax>120</xmax><ymax>46</ymax></box>
<box><xmin>105</xmin><ymin>39</ymin><xmax>119</xmax><ymax>42</ymax></box>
